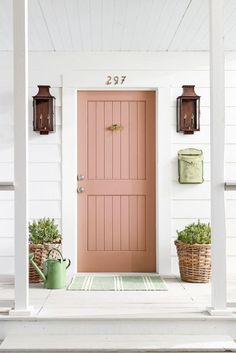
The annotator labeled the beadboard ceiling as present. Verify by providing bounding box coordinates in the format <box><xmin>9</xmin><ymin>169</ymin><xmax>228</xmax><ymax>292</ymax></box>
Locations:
<box><xmin>1</xmin><ymin>0</ymin><xmax>236</xmax><ymax>52</ymax></box>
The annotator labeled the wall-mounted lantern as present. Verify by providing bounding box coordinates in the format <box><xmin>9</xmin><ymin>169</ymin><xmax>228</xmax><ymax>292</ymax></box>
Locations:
<box><xmin>33</xmin><ymin>85</ymin><xmax>55</xmax><ymax>135</ymax></box>
<box><xmin>177</xmin><ymin>85</ymin><xmax>200</xmax><ymax>134</ymax></box>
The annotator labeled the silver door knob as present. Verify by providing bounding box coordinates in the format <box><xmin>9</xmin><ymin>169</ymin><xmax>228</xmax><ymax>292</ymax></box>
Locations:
<box><xmin>77</xmin><ymin>175</ymin><xmax>85</xmax><ymax>181</ymax></box>
<box><xmin>77</xmin><ymin>187</ymin><xmax>85</xmax><ymax>193</ymax></box>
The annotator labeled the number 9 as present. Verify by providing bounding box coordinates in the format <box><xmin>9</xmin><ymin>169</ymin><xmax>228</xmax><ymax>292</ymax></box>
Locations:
<box><xmin>113</xmin><ymin>76</ymin><xmax>119</xmax><ymax>85</ymax></box>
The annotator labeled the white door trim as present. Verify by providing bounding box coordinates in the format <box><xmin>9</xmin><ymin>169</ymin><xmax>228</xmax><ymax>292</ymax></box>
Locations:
<box><xmin>62</xmin><ymin>73</ymin><xmax>172</xmax><ymax>276</ymax></box>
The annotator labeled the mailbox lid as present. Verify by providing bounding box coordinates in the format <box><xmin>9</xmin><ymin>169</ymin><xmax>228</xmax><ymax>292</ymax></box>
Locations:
<box><xmin>178</xmin><ymin>148</ymin><xmax>203</xmax><ymax>161</ymax></box>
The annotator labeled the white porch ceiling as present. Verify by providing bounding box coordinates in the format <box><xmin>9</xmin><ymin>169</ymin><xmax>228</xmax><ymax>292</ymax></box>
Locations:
<box><xmin>1</xmin><ymin>0</ymin><xmax>236</xmax><ymax>52</ymax></box>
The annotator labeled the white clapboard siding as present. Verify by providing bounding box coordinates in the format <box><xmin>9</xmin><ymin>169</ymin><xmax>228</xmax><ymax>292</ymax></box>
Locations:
<box><xmin>0</xmin><ymin>220</ymin><xmax>14</xmax><ymax>237</ymax></box>
<box><xmin>173</xmin><ymin>125</ymin><xmax>236</xmax><ymax>144</ymax></box>
<box><xmin>0</xmin><ymin>257</ymin><xmax>14</xmax><ymax>275</ymax></box>
<box><xmin>225</xmin><ymin>200</ymin><xmax>236</xmax><ymax>218</ymax></box>
<box><xmin>29</xmin><ymin>201</ymin><xmax>61</xmax><ymax>219</ymax></box>
<box><xmin>226</xmin><ymin>107</ymin><xmax>236</xmax><ymax>125</ymax></box>
<box><xmin>173</xmin><ymin>182</ymin><xmax>210</xmax><ymax>200</ymax></box>
<box><xmin>29</xmin><ymin>144</ymin><xmax>61</xmax><ymax>163</ymax></box>
<box><xmin>56</xmin><ymin>107</ymin><xmax>62</xmax><ymax>125</ymax></box>
<box><xmin>29</xmin><ymin>182</ymin><xmax>61</xmax><ymax>200</ymax></box>
<box><xmin>172</xmin><ymin>126</ymin><xmax>210</xmax><ymax>143</ymax></box>
<box><xmin>172</xmin><ymin>200</ymin><xmax>210</xmax><ymax>219</ymax></box>
<box><xmin>0</xmin><ymin>191</ymin><xmax>14</xmax><ymax>201</ymax></box>
<box><xmin>225</xmin><ymin>163</ymin><xmax>236</xmax><ymax>179</ymax></box>
<box><xmin>226</xmin><ymin>238</ymin><xmax>236</xmax><ymax>256</ymax></box>
<box><xmin>225</xmin><ymin>219</ymin><xmax>236</xmax><ymax>237</ymax></box>
<box><xmin>0</xmin><ymin>201</ymin><xmax>14</xmax><ymax>219</ymax></box>
<box><xmin>227</xmin><ymin>258</ymin><xmax>236</xmax><ymax>279</ymax></box>
<box><xmin>0</xmin><ymin>237</ymin><xmax>14</xmax><ymax>256</ymax></box>
<box><xmin>0</xmin><ymin>162</ymin><xmax>13</xmax><ymax>180</ymax></box>
<box><xmin>29</xmin><ymin>126</ymin><xmax>61</xmax><ymax>144</ymax></box>
<box><xmin>0</xmin><ymin>112</ymin><xmax>13</xmax><ymax>125</ymax></box>
<box><xmin>29</xmin><ymin>163</ymin><xmax>61</xmax><ymax>181</ymax></box>
<box><xmin>0</xmin><ymin>146</ymin><xmax>13</xmax><ymax>163</ymax></box>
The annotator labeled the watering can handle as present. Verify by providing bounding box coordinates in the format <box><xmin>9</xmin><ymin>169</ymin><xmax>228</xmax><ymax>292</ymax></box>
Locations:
<box><xmin>66</xmin><ymin>259</ymin><xmax>71</xmax><ymax>269</ymax></box>
<box><xmin>48</xmin><ymin>248</ymin><xmax>64</xmax><ymax>261</ymax></box>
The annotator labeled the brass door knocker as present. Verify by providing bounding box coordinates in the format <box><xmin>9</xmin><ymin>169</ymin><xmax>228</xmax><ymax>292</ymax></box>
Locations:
<box><xmin>107</xmin><ymin>124</ymin><xmax>123</xmax><ymax>131</ymax></box>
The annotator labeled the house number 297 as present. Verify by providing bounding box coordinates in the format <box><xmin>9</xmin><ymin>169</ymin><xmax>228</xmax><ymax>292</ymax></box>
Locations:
<box><xmin>105</xmin><ymin>75</ymin><xmax>126</xmax><ymax>85</ymax></box>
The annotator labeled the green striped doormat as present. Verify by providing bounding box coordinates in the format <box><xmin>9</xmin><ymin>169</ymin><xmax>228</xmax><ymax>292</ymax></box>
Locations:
<box><xmin>68</xmin><ymin>274</ymin><xmax>167</xmax><ymax>291</ymax></box>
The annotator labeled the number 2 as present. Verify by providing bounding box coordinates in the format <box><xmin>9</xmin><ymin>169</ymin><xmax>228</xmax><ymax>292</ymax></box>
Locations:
<box><xmin>106</xmin><ymin>76</ymin><xmax>112</xmax><ymax>85</ymax></box>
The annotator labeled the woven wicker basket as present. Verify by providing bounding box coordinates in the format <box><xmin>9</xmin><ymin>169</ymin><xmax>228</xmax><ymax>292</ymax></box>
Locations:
<box><xmin>175</xmin><ymin>240</ymin><xmax>211</xmax><ymax>283</ymax></box>
<box><xmin>29</xmin><ymin>243</ymin><xmax>61</xmax><ymax>283</ymax></box>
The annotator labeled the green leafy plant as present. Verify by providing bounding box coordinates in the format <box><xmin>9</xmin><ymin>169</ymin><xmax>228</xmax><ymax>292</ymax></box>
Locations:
<box><xmin>29</xmin><ymin>218</ymin><xmax>62</xmax><ymax>244</ymax></box>
<box><xmin>177</xmin><ymin>220</ymin><xmax>211</xmax><ymax>244</ymax></box>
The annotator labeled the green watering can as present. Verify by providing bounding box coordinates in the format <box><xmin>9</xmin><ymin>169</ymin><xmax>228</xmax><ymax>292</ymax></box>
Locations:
<box><xmin>29</xmin><ymin>249</ymin><xmax>71</xmax><ymax>289</ymax></box>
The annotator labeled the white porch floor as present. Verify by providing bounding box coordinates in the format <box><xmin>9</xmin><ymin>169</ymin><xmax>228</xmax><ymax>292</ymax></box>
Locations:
<box><xmin>1</xmin><ymin>276</ymin><xmax>236</xmax><ymax>341</ymax></box>
<box><xmin>0</xmin><ymin>275</ymin><xmax>236</xmax><ymax>318</ymax></box>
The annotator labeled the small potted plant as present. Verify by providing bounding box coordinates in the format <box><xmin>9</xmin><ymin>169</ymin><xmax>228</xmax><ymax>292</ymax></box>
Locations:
<box><xmin>175</xmin><ymin>220</ymin><xmax>211</xmax><ymax>283</ymax></box>
<box><xmin>29</xmin><ymin>218</ymin><xmax>62</xmax><ymax>283</ymax></box>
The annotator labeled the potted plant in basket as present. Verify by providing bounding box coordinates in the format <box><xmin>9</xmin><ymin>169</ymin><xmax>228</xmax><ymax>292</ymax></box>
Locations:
<box><xmin>175</xmin><ymin>220</ymin><xmax>211</xmax><ymax>283</ymax></box>
<box><xmin>29</xmin><ymin>218</ymin><xmax>62</xmax><ymax>283</ymax></box>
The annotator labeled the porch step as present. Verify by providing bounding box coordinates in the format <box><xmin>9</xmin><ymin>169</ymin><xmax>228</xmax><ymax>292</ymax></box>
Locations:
<box><xmin>0</xmin><ymin>334</ymin><xmax>236</xmax><ymax>352</ymax></box>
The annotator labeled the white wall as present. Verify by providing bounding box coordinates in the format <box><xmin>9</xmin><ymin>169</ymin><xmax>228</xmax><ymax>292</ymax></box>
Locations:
<box><xmin>1</xmin><ymin>51</ymin><xmax>236</xmax><ymax>278</ymax></box>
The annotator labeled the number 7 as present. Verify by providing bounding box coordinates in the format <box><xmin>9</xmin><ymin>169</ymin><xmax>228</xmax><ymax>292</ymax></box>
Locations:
<box><xmin>121</xmin><ymin>76</ymin><xmax>126</xmax><ymax>84</ymax></box>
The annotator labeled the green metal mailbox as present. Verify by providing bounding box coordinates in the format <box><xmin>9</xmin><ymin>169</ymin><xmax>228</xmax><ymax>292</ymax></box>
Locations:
<box><xmin>178</xmin><ymin>148</ymin><xmax>204</xmax><ymax>184</ymax></box>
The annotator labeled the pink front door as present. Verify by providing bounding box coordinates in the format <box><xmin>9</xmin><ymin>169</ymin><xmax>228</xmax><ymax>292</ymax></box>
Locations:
<box><xmin>77</xmin><ymin>91</ymin><xmax>156</xmax><ymax>272</ymax></box>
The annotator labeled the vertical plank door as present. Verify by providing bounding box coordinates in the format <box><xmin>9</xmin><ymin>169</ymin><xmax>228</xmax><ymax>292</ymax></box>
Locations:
<box><xmin>77</xmin><ymin>91</ymin><xmax>156</xmax><ymax>272</ymax></box>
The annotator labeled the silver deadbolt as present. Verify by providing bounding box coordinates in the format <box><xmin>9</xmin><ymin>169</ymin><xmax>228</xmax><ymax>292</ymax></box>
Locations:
<box><xmin>77</xmin><ymin>187</ymin><xmax>85</xmax><ymax>193</ymax></box>
<box><xmin>77</xmin><ymin>175</ymin><xmax>85</xmax><ymax>181</ymax></box>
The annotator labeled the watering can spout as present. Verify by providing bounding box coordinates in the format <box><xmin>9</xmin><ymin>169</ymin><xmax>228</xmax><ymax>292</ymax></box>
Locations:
<box><xmin>29</xmin><ymin>253</ymin><xmax>46</xmax><ymax>282</ymax></box>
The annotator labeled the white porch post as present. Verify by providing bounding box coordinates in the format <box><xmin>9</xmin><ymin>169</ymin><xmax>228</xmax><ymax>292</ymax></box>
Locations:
<box><xmin>208</xmin><ymin>0</ymin><xmax>229</xmax><ymax>315</ymax></box>
<box><xmin>10</xmin><ymin>0</ymin><xmax>32</xmax><ymax>316</ymax></box>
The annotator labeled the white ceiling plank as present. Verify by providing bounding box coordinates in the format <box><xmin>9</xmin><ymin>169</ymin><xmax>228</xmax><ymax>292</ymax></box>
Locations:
<box><xmin>185</xmin><ymin>2</ymin><xmax>209</xmax><ymax>51</ymax></box>
<box><xmin>128</xmin><ymin>0</ymin><xmax>154</xmax><ymax>51</ymax></box>
<box><xmin>0</xmin><ymin>0</ymin><xmax>236</xmax><ymax>52</ymax></box>
<box><xmin>224</xmin><ymin>0</ymin><xmax>236</xmax><ymax>50</ymax></box>
<box><xmin>224</xmin><ymin>0</ymin><xmax>236</xmax><ymax>35</ymax></box>
<box><xmin>133</xmin><ymin>0</ymin><xmax>165</xmax><ymax>51</ymax></box>
<box><xmin>63</xmin><ymin>0</ymin><xmax>83</xmax><ymax>51</ymax></box>
<box><xmin>76</xmin><ymin>0</ymin><xmax>93</xmax><ymax>51</ymax></box>
<box><xmin>39</xmin><ymin>0</ymin><xmax>73</xmax><ymax>51</ymax></box>
<box><xmin>101</xmin><ymin>0</ymin><xmax>115</xmax><ymax>51</ymax></box>
<box><xmin>111</xmin><ymin>0</ymin><xmax>128</xmax><ymax>51</ymax></box>
<box><xmin>168</xmin><ymin>0</ymin><xmax>207</xmax><ymax>51</ymax></box>
<box><xmin>152</xmin><ymin>0</ymin><xmax>191</xmax><ymax>50</ymax></box>
<box><xmin>118</xmin><ymin>0</ymin><xmax>142</xmax><ymax>51</ymax></box>
<box><xmin>90</xmin><ymin>0</ymin><xmax>103</xmax><ymax>51</ymax></box>
<box><xmin>0</xmin><ymin>0</ymin><xmax>13</xmax><ymax>50</ymax></box>
<box><xmin>28</xmin><ymin>0</ymin><xmax>54</xmax><ymax>51</ymax></box>
<box><xmin>148</xmin><ymin>0</ymin><xmax>191</xmax><ymax>51</ymax></box>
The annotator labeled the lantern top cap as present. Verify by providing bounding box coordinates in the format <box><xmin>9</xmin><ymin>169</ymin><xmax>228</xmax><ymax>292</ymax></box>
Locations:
<box><xmin>177</xmin><ymin>85</ymin><xmax>200</xmax><ymax>99</ymax></box>
<box><xmin>33</xmin><ymin>85</ymin><xmax>55</xmax><ymax>99</ymax></box>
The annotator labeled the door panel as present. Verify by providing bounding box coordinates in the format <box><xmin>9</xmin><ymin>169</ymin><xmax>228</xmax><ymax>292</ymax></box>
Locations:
<box><xmin>77</xmin><ymin>91</ymin><xmax>156</xmax><ymax>272</ymax></box>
